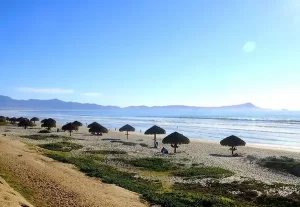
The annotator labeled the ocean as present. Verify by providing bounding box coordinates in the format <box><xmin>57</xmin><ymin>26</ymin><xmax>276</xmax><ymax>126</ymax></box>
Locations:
<box><xmin>1</xmin><ymin>109</ymin><xmax>300</xmax><ymax>148</ymax></box>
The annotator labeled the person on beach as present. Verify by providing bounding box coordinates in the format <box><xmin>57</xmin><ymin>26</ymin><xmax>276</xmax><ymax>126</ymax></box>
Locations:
<box><xmin>161</xmin><ymin>147</ymin><xmax>168</xmax><ymax>154</ymax></box>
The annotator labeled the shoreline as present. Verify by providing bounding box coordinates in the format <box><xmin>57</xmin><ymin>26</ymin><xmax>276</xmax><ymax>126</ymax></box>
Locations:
<box><xmin>70</xmin><ymin>123</ymin><xmax>300</xmax><ymax>153</ymax></box>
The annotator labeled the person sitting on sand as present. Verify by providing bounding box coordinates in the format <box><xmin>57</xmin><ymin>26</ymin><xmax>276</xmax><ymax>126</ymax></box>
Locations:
<box><xmin>161</xmin><ymin>147</ymin><xmax>168</xmax><ymax>154</ymax></box>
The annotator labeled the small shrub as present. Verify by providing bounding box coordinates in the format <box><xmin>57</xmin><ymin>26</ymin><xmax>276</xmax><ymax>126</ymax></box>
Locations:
<box><xmin>0</xmin><ymin>122</ymin><xmax>8</xmax><ymax>126</ymax></box>
<box><xmin>129</xmin><ymin>157</ymin><xmax>177</xmax><ymax>172</ymax></box>
<box><xmin>139</xmin><ymin>143</ymin><xmax>148</xmax><ymax>148</ymax></box>
<box><xmin>173</xmin><ymin>166</ymin><xmax>234</xmax><ymax>179</ymax></box>
<box><xmin>84</xmin><ymin>150</ymin><xmax>127</xmax><ymax>155</ymax></box>
<box><xmin>21</xmin><ymin>134</ymin><xmax>69</xmax><ymax>140</ymax></box>
<box><xmin>122</xmin><ymin>142</ymin><xmax>137</xmax><ymax>146</ymax></box>
<box><xmin>192</xmin><ymin>163</ymin><xmax>203</xmax><ymax>167</ymax></box>
<box><xmin>39</xmin><ymin>142</ymin><xmax>83</xmax><ymax>152</ymax></box>
<box><xmin>44</xmin><ymin>151</ymin><xmax>238</xmax><ymax>207</ymax></box>
<box><xmin>258</xmin><ymin>156</ymin><xmax>300</xmax><ymax>177</ymax></box>
<box><xmin>110</xmin><ymin>140</ymin><xmax>137</xmax><ymax>146</ymax></box>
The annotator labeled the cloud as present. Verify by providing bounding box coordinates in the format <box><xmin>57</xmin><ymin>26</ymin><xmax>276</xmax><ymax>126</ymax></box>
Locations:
<box><xmin>82</xmin><ymin>92</ymin><xmax>102</xmax><ymax>97</ymax></box>
<box><xmin>243</xmin><ymin>41</ymin><xmax>257</xmax><ymax>53</ymax></box>
<box><xmin>17</xmin><ymin>87</ymin><xmax>74</xmax><ymax>94</ymax></box>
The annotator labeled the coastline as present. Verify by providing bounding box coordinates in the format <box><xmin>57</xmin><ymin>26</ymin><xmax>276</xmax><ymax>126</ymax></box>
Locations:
<box><xmin>90</xmin><ymin>125</ymin><xmax>300</xmax><ymax>153</ymax></box>
<box><xmin>1</xmin><ymin>122</ymin><xmax>300</xmax><ymax>206</ymax></box>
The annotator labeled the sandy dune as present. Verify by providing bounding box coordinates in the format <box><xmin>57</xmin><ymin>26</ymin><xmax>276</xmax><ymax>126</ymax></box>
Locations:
<box><xmin>0</xmin><ymin>176</ymin><xmax>33</xmax><ymax>207</ymax></box>
<box><xmin>0</xmin><ymin>134</ymin><xmax>147</xmax><ymax>207</ymax></box>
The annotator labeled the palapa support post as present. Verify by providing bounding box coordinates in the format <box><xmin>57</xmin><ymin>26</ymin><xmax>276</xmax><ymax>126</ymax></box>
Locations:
<box><xmin>119</xmin><ymin>124</ymin><xmax>135</xmax><ymax>140</ymax></box>
<box><xmin>154</xmin><ymin>134</ymin><xmax>156</xmax><ymax>148</ymax></box>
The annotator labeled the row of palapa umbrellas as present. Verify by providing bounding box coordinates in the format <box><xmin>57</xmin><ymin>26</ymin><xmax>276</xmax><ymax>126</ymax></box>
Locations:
<box><xmin>1</xmin><ymin>116</ymin><xmax>247</xmax><ymax>155</ymax></box>
<box><xmin>118</xmin><ymin>124</ymin><xmax>246</xmax><ymax>155</ymax></box>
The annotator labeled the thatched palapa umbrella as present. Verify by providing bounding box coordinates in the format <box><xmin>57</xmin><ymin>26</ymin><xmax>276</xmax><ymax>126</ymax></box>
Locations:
<box><xmin>9</xmin><ymin>117</ymin><xmax>17</xmax><ymax>124</ymax></box>
<box><xmin>0</xmin><ymin>116</ymin><xmax>6</xmax><ymax>122</ymax></box>
<box><xmin>30</xmin><ymin>117</ymin><xmax>39</xmax><ymax>123</ymax></box>
<box><xmin>162</xmin><ymin>132</ymin><xmax>190</xmax><ymax>153</ymax></box>
<box><xmin>144</xmin><ymin>125</ymin><xmax>166</xmax><ymax>148</ymax></box>
<box><xmin>88</xmin><ymin>122</ymin><xmax>100</xmax><ymax>128</ymax></box>
<box><xmin>119</xmin><ymin>124</ymin><xmax>135</xmax><ymax>139</ymax></box>
<box><xmin>89</xmin><ymin>122</ymin><xmax>108</xmax><ymax>136</ymax></box>
<box><xmin>220</xmin><ymin>135</ymin><xmax>246</xmax><ymax>156</ymax></box>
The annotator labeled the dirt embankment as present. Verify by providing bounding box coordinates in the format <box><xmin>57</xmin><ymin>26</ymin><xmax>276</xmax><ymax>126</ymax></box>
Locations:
<box><xmin>0</xmin><ymin>137</ymin><xmax>147</xmax><ymax>207</ymax></box>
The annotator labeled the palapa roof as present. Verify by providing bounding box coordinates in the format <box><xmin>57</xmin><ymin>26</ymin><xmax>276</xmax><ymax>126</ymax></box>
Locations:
<box><xmin>162</xmin><ymin>132</ymin><xmax>190</xmax><ymax>144</ymax></box>
<box><xmin>144</xmin><ymin>125</ymin><xmax>166</xmax><ymax>135</ymax></box>
<box><xmin>89</xmin><ymin>124</ymin><xmax>108</xmax><ymax>133</ymax></box>
<box><xmin>0</xmin><ymin>116</ymin><xmax>6</xmax><ymax>122</ymax></box>
<box><xmin>119</xmin><ymin>124</ymin><xmax>135</xmax><ymax>132</ymax></box>
<box><xmin>62</xmin><ymin>122</ymin><xmax>78</xmax><ymax>131</ymax></box>
<box><xmin>88</xmin><ymin>122</ymin><xmax>100</xmax><ymax>128</ymax></box>
<box><xmin>73</xmin><ymin>121</ymin><xmax>83</xmax><ymax>127</ymax></box>
<box><xmin>30</xmin><ymin>117</ymin><xmax>39</xmax><ymax>121</ymax></box>
<box><xmin>220</xmin><ymin>135</ymin><xmax>246</xmax><ymax>147</ymax></box>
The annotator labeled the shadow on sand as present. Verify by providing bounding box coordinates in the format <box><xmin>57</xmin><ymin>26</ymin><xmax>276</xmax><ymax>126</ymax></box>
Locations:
<box><xmin>110</xmin><ymin>140</ymin><xmax>137</xmax><ymax>146</ymax></box>
<box><xmin>102</xmin><ymin>138</ymin><xmax>121</xmax><ymax>141</ymax></box>
<box><xmin>209</xmin><ymin>154</ymin><xmax>242</xmax><ymax>158</ymax></box>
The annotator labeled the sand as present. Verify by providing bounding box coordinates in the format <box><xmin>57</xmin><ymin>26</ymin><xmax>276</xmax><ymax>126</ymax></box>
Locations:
<box><xmin>0</xmin><ymin>123</ymin><xmax>300</xmax><ymax>206</ymax></box>
<box><xmin>0</xmin><ymin>126</ymin><xmax>147</xmax><ymax>207</ymax></box>
<box><xmin>0</xmin><ymin>176</ymin><xmax>34</xmax><ymax>207</ymax></box>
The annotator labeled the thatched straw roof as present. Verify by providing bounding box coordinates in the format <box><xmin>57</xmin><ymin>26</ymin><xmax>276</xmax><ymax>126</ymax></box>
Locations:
<box><xmin>30</xmin><ymin>117</ymin><xmax>39</xmax><ymax>122</ymax></box>
<box><xmin>0</xmin><ymin>116</ymin><xmax>6</xmax><ymax>122</ymax></box>
<box><xmin>17</xmin><ymin>117</ymin><xmax>25</xmax><ymax>122</ymax></box>
<box><xmin>62</xmin><ymin>122</ymin><xmax>78</xmax><ymax>131</ymax></box>
<box><xmin>119</xmin><ymin>124</ymin><xmax>135</xmax><ymax>132</ymax></box>
<box><xmin>88</xmin><ymin>122</ymin><xmax>100</xmax><ymax>128</ymax></box>
<box><xmin>162</xmin><ymin>132</ymin><xmax>190</xmax><ymax>144</ymax></box>
<box><xmin>73</xmin><ymin>121</ymin><xmax>83</xmax><ymax>127</ymax></box>
<box><xmin>9</xmin><ymin>117</ymin><xmax>17</xmax><ymax>122</ymax></box>
<box><xmin>144</xmin><ymin>125</ymin><xmax>166</xmax><ymax>135</ymax></box>
<box><xmin>89</xmin><ymin>124</ymin><xmax>108</xmax><ymax>134</ymax></box>
<box><xmin>220</xmin><ymin>135</ymin><xmax>246</xmax><ymax>147</ymax></box>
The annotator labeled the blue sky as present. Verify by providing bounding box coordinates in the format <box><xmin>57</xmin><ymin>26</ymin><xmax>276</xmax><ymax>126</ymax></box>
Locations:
<box><xmin>0</xmin><ymin>0</ymin><xmax>300</xmax><ymax>109</ymax></box>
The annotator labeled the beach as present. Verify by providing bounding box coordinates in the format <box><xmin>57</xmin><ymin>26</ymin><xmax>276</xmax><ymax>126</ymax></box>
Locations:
<box><xmin>0</xmin><ymin>125</ymin><xmax>147</xmax><ymax>207</ymax></box>
<box><xmin>2</xmin><ymin>123</ymin><xmax>300</xmax><ymax>184</ymax></box>
<box><xmin>1</xmin><ymin>122</ymin><xmax>300</xmax><ymax>206</ymax></box>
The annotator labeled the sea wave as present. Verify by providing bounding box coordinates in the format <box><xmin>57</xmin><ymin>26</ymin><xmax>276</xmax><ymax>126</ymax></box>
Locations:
<box><xmin>170</xmin><ymin>116</ymin><xmax>300</xmax><ymax>124</ymax></box>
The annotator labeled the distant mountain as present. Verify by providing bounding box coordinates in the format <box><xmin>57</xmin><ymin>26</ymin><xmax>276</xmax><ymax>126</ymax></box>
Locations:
<box><xmin>0</xmin><ymin>95</ymin><xmax>261</xmax><ymax>116</ymax></box>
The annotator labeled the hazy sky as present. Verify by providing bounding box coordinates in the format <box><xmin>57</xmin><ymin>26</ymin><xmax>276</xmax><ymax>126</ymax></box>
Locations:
<box><xmin>1</xmin><ymin>0</ymin><xmax>300</xmax><ymax>109</ymax></box>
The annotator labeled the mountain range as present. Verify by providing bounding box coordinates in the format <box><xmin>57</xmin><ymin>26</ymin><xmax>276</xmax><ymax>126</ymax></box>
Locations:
<box><xmin>0</xmin><ymin>95</ymin><xmax>260</xmax><ymax>111</ymax></box>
